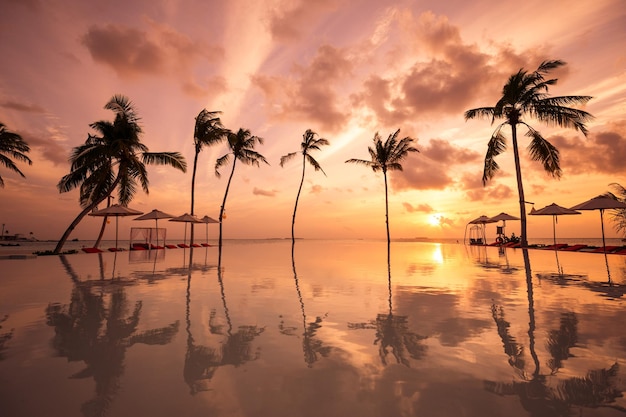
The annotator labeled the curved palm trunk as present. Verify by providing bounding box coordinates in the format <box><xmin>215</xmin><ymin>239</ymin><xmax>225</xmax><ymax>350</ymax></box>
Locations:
<box><xmin>189</xmin><ymin>148</ymin><xmax>200</xmax><ymax>245</ymax></box>
<box><xmin>510</xmin><ymin>124</ymin><xmax>528</xmax><ymax>247</ymax></box>
<box><xmin>94</xmin><ymin>196</ymin><xmax>114</xmax><ymax>248</ymax></box>
<box><xmin>383</xmin><ymin>170</ymin><xmax>391</xmax><ymax>254</ymax></box>
<box><xmin>54</xmin><ymin>178</ymin><xmax>121</xmax><ymax>254</ymax></box>
<box><xmin>218</xmin><ymin>158</ymin><xmax>237</xmax><ymax>253</ymax></box>
<box><xmin>291</xmin><ymin>156</ymin><xmax>307</xmax><ymax>243</ymax></box>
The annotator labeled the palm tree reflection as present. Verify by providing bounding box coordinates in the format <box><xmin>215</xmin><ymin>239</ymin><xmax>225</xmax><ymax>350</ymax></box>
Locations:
<box><xmin>348</xmin><ymin>249</ymin><xmax>427</xmax><ymax>367</ymax></box>
<box><xmin>279</xmin><ymin>242</ymin><xmax>332</xmax><ymax>367</ymax></box>
<box><xmin>46</xmin><ymin>255</ymin><xmax>179</xmax><ymax>417</ymax></box>
<box><xmin>486</xmin><ymin>249</ymin><xmax>625</xmax><ymax>414</ymax></box>
<box><xmin>0</xmin><ymin>314</ymin><xmax>12</xmax><ymax>360</ymax></box>
<box><xmin>183</xmin><ymin>253</ymin><xmax>264</xmax><ymax>393</ymax></box>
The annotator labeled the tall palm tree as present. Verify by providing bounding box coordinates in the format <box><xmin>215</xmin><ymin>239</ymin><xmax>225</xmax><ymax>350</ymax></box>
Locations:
<box><xmin>214</xmin><ymin>128</ymin><xmax>268</xmax><ymax>250</ymax></box>
<box><xmin>280</xmin><ymin>129</ymin><xmax>329</xmax><ymax>243</ymax></box>
<box><xmin>54</xmin><ymin>95</ymin><xmax>187</xmax><ymax>254</ymax></box>
<box><xmin>0</xmin><ymin>122</ymin><xmax>32</xmax><ymax>188</ymax></box>
<box><xmin>189</xmin><ymin>109</ymin><xmax>227</xmax><ymax>245</ymax></box>
<box><xmin>345</xmin><ymin>129</ymin><xmax>418</xmax><ymax>248</ymax></box>
<box><xmin>465</xmin><ymin>60</ymin><xmax>593</xmax><ymax>247</ymax></box>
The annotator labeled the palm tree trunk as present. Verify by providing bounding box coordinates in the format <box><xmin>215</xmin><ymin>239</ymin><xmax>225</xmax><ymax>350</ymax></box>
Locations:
<box><xmin>190</xmin><ymin>148</ymin><xmax>200</xmax><ymax>245</ymax></box>
<box><xmin>291</xmin><ymin>156</ymin><xmax>306</xmax><ymax>243</ymax></box>
<box><xmin>94</xmin><ymin>195</ymin><xmax>114</xmax><ymax>248</ymax></box>
<box><xmin>218</xmin><ymin>158</ymin><xmax>237</xmax><ymax>251</ymax></box>
<box><xmin>511</xmin><ymin>124</ymin><xmax>528</xmax><ymax>247</ymax></box>
<box><xmin>53</xmin><ymin>178</ymin><xmax>120</xmax><ymax>254</ymax></box>
<box><xmin>383</xmin><ymin>170</ymin><xmax>391</xmax><ymax>255</ymax></box>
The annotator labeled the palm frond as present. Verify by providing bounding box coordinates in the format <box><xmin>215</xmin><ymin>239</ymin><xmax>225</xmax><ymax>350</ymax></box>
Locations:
<box><xmin>345</xmin><ymin>158</ymin><xmax>373</xmax><ymax>168</ymax></box>
<box><xmin>279</xmin><ymin>152</ymin><xmax>297</xmax><ymax>167</ymax></box>
<box><xmin>215</xmin><ymin>154</ymin><xmax>231</xmax><ymax>178</ymax></box>
<box><xmin>305</xmin><ymin>154</ymin><xmax>326</xmax><ymax>175</ymax></box>
<box><xmin>142</xmin><ymin>152</ymin><xmax>187</xmax><ymax>172</ymax></box>
<box><xmin>525</xmin><ymin>126</ymin><xmax>562</xmax><ymax>178</ymax></box>
<box><xmin>482</xmin><ymin>128</ymin><xmax>507</xmax><ymax>185</ymax></box>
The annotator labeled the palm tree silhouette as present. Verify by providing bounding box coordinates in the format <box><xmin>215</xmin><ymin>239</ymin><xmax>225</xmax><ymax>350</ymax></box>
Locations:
<box><xmin>54</xmin><ymin>95</ymin><xmax>187</xmax><ymax>254</ymax></box>
<box><xmin>215</xmin><ymin>128</ymin><xmax>268</xmax><ymax>252</ymax></box>
<box><xmin>280</xmin><ymin>129</ymin><xmax>329</xmax><ymax>243</ymax></box>
<box><xmin>0</xmin><ymin>122</ymin><xmax>32</xmax><ymax>188</ymax></box>
<box><xmin>465</xmin><ymin>60</ymin><xmax>593</xmax><ymax>247</ymax></box>
<box><xmin>189</xmin><ymin>109</ymin><xmax>227</xmax><ymax>245</ymax></box>
<box><xmin>345</xmin><ymin>129</ymin><xmax>418</xmax><ymax>250</ymax></box>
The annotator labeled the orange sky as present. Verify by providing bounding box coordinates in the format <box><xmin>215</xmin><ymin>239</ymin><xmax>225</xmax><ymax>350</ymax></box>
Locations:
<box><xmin>1</xmin><ymin>0</ymin><xmax>625</xmax><ymax>241</ymax></box>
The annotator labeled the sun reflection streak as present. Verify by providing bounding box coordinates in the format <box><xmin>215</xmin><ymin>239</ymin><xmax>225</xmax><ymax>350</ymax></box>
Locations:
<box><xmin>431</xmin><ymin>244</ymin><xmax>443</xmax><ymax>264</ymax></box>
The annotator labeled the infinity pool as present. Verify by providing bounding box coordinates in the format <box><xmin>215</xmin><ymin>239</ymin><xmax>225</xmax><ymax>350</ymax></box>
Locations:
<box><xmin>1</xmin><ymin>240</ymin><xmax>625</xmax><ymax>416</ymax></box>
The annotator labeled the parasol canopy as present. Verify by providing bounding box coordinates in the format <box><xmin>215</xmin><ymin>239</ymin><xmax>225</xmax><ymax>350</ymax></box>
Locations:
<box><xmin>89</xmin><ymin>204</ymin><xmax>144</xmax><ymax>249</ymax></box>
<box><xmin>169</xmin><ymin>213</ymin><xmax>202</xmax><ymax>245</ymax></box>
<box><xmin>530</xmin><ymin>203</ymin><xmax>580</xmax><ymax>246</ymax></box>
<box><xmin>570</xmin><ymin>195</ymin><xmax>626</xmax><ymax>255</ymax></box>
<box><xmin>133</xmin><ymin>209</ymin><xmax>175</xmax><ymax>247</ymax></box>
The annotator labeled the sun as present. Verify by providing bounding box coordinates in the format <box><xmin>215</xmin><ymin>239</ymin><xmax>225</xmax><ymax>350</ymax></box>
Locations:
<box><xmin>427</xmin><ymin>213</ymin><xmax>443</xmax><ymax>227</ymax></box>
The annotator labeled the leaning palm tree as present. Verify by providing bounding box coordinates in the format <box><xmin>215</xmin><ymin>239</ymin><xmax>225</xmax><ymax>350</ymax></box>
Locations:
<box><xmin>215</xmin><ymin>128</ymin><xmax>268</xmax><ymax>250</ymax></box>
<box><xmin>465</xmin><ymin>60</ymin><xmax>593</xmax><ymax>247</ymax></box>
<box><xmin>0</xmin><ymin>122</ymin><xmax>32</xmax><ymax>188</ymax></box>
<box><xmin>54</xmin><ymin>95</ymin><xmax>187</xmax><ymax>254</ymax></box>
<box><xmin>345</xmin><ymin>129</ymin><xmax>418</xmax><ymax>248</ymax></box>
<box><xmin>189</xmin><ymin>109</ymin><xmax>227</xmax><ymax>245</ymax></box>
<box><xmin>280</xmin><ymin>129</ymin><xmax>329</xmax><ymax>243</ymax></box>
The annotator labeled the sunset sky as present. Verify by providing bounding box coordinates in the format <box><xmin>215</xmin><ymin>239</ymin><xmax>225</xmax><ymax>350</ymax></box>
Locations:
<box><xmin>1</xmin><ymin>0</ymin><xmax>625</xmax><ymax>242</ymax></box>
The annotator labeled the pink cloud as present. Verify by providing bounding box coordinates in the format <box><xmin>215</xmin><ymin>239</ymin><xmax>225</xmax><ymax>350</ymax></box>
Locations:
<box><xmin>253</xmin><ymin>187</ymin><xmax>277</xmax><ymax>197</ymax></box>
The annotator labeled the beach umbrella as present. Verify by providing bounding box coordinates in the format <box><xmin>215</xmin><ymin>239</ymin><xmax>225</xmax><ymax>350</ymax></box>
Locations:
<box><xmin>169</xmin><ymin>213</ymin><xmax>202</xmax><ymax>246</ymax></box>
<box><xmin>134</xmin><ymin>209</ymin><xmax>174</xmax><ymax>247</ymax></box>
<box><xmin>530</xmin><ymin>203</ymin><xmax>580</xmax><ymax>247</ymax></box>
<box><xmin>570</xmin><ymin>195</ymin><xmax>626</xmax><ymax>254</ymax></box>
<box><xmin>200</xmin><ymin>215</ymin><xmax>219</xmax><ymax>244</ymax></box>
<box><xmin>89</xmin><ymin>204</ymin><xmax>143</xmax><ymax>249</ymax></box>
<box><xmin>489</xmin><ymin>212</ymin><xmax>520</xmax><ymax>241</ymax></box>
<box><xmin>465</xmin><ymin>215</ymin><xmax>498</xmax><ymax>244</ymax></box>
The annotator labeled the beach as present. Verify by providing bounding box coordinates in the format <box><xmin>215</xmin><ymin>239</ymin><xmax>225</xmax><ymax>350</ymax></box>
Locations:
<box><xmin>1</xmin><ymin>239</ymin><xmax>626</xmax><ymax>416</ymax></box>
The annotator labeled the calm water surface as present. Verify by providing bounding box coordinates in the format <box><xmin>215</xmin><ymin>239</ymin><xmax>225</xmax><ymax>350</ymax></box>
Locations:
<box><xmin>1</xmin><ymin>240</ymin><xmax>626</xmax><ymax>417</ymax></box>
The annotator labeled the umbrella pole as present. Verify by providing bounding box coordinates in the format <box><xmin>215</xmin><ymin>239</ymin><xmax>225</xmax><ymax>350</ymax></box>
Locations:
<box><xmin>115</xmin><ymin>217</ymin><xmax>119</xmax><ymax>249</ymax></box>
<box><xmin>552</xmin><ymin>215</ymin><xmax>557</xmax><ymax>247</ymax></box>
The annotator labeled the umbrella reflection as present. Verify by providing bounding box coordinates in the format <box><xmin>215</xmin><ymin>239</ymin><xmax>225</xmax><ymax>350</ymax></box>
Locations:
<box><xmin>348</xmin><ymin>246</ymin><xmax>427</xmax><ymax>367</ymax></box>
<box><xmin>46</xmin><ymin>255</ymin><xmax>179</xmax><ymax>417</ymax></box>
<box><xmin>485</xmin><ymin>249</ymin><xmax>625</xmax><ymax>414</ymax></box>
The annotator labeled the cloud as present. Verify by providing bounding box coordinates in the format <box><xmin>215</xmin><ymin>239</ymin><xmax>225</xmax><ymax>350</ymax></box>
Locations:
<box><xmin>251</xmin><ymin>44</ymin><xmax>353</xmax><ymax>131</ymax></box>
<box><xmin>81</xmin><ymin>21</ymin><xmax>224</xmax><ymax>96</ymax></box>
<box><xmin>310</xmin><ymin>184</ymin><xmax>324</xmax><ymax>194</ymax></box>
<box><xmin>403</xmin><ymin>202</ymin><xmax>433</xmax><ymax>213</ymax></box>
<box><xmin>21</xmin><ymin>128</ymin><xmax>68</xmax><ymax>166</ymax></box>
<box><xmin>253</xmin><ymin>187</ymin><xmax>277</xmax><ymax>197</ymax></box>
<box><xmin>267</xmin><ymin>0</ymin><xmax>340</xmax><ymax>41</ymax></box>
<box><xmin>390</xmin><ymin>138</ymin><xmax>480</xmax><ymax>191</ymax></box>
<box><xmin>0</xmin><ymin>100</ymin><xmax>45</xmax><ymax>113</ymax></box>
<box><xmin>549</xmin><ymin>122</ymin><xmax>626</xmax><ymax>176</ymax></box>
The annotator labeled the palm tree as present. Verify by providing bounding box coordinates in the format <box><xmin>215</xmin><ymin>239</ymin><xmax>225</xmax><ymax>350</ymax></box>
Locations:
<box><xmin>280</xmin><ymin>129</ymin><xmax>329</xmax><ymax>243</ymax></box>
<box><xmin>214</xmin><ymin>128</ymin><xmax>268</xmax><ymax>250</ymax></box>
<box><xmin>345</xmin><ymin>129</ymin><xmax>418</xmax><ymax>247</ymax></box>
<box><xmin>54</xmin><ymin>95</ymin><xmax>187</xmax><ymax>254</ymax></box>
<box><xmin>189</xmin><ymin>109</ymin><xmax>227</xmax><ymax>245</ymax></box>
<box><xmin>465</xmin><ymin>60</ymin><xmax>593</xmax><ymax>247</ymax></box>
<box><xmin>0</xmin><ymin>122</ymin><xmax>32</xmax><ymax>188</ymax></box>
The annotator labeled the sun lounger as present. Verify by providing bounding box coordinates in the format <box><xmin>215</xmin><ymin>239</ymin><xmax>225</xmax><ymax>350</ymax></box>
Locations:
<box><xmin>543</xmin><ymin>243</ymin><xmax>569</xmax><ymax>250</ymax></box>
<box><xmin>108</xmin><ymin>248</ymin><xmax>124</xmax><ymax>252</ymax></box>
<box><xmin>81</xmin><ymin>247</ymin><xmax>103</xmax><ymax>253</ymax></box>
<box><xmin>191</xmin><ymin>243</ymin><xmax>201</xmax><ymax>248</ymax></box>
<box><xmin>178</xmin><ymin>243</ymin><xmax>190</xmax><ymax>248</ymax></box>
<box><xmin>591</xmin><ymin>246</ymin><xmax>620</xmax><ymax>253</ymax></box>
<box><xmin>613</xmin><ymin>247</ymin><xmax>626</xmax><ymax>255</ymax></box>
<box><xmin>150</xmin><ymin>244</ymin><xmax>165</xmax><ymax>249</ymax></box>
<box><xmin>165</xmin><ymin>244</ymin><xmax>178</xmax><ymax>249</ymax></box>
<box><xmin>201</xmin><ymin>243</ymin><xmax>211</xmax><ymax>247</ymax></box>
<box><xmin>562</xmin><ymin>244</ymin><xmax>587</xmax><ymax>251</ymax></box>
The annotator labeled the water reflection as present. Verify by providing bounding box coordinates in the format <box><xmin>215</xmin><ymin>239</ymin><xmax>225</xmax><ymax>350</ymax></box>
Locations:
<box><xmin>0</xmin><ymin>315</ymin><xmax>12</xmax><ymax>360</ymax></box>
<box><xmin>486</xmin><ymin>249</ymin><xmax>625</xmax><ymax>415</ymax></box>
<box><xmin>280</xmin><ymin>242</ymin><xmax>332</xmax><ymax>367</ymax></box>
<box><xmin>348</xmin><ymin>246</ymin><xmax>427</xmax><ymax>367</ymax></box>
<box><xmin>46</xmin><ymin>255</ymin><xmax>180</xmax><ymax>417</ymax></box>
